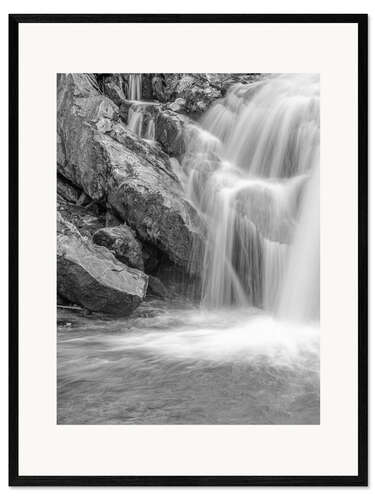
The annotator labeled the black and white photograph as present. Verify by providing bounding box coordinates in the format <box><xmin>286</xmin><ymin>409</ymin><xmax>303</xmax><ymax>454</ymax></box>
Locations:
<box><xmin>9</xmin><ymin>12</ymin><xmax>367</xmax><ymax>486</ymax></box>
<box><xmin>57</xmin><ymin>72</ymin><xmax>320</xmax><ymax>425</ymax></box>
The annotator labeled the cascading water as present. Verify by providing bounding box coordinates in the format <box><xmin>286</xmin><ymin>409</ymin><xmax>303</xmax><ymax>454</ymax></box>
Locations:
<box><xmin>128</xmin><ymin>74</ymin><xmax>142</xmax><ymax>100</ymax></box>
<box><xmin>128</xmin><ymin>107</ymin><xmax>144</xmax><ymax>136</ymax></box>
<box><xmin>184</xmin><ymin>74</ymin><xmax>320</xmax><ymax>322</ymax></box>
<box><xmin>127</xmin><ymin>103</ymin><xmax>156</xmax><ymax>141</ymax></box>
<box><xmin>145</xmin><ymin>117</ymin><xmax>156</xmax><ymax>140</ymax></box>
<box><xmin>58</xmin><ymin>73</ymin><xmax>320</xmax><ymax>425</ymax></box>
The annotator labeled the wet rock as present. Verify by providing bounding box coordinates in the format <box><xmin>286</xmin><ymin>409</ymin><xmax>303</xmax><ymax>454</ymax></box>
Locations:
<box><xmin>57</xmin><ymin>175</ymin><xmax>82</xmax><ymax>204</ymax></box>
<box><xmin>118</xmin><ymin>100</ymin><xmax>133</xmax><ymax>122</ymax></box>
<box><xmin>93</xmin><ymin>225</ymin><xmax>144</xmax><ymax>270</ymax></box>
<box><xmin>168</xmin><ymin>97</ymin><xmax>186</xmax><ymax>113</ymax></box>
<box><xmin>182</xmin><ymin>80</ymin><xmax>221</xmax><ymax>114</ymax></box>
<box><xmin>147</xmin><ymin>276</ymin><xmax>170</xmax><ymax>299</ymax></box>
<box><xmin>155</xmin><ymin>109</ymin><xmax>186</xmax><ymax>157</ymax></box>
<box><xmin>102</xmin><ymin>74</ymin><xmax>127</xmax><ymax>106</ymax></box>
<box><xmin>148</xmin><ymin>73</ymin><xmax>262</xmax><ymax>116</ymax></box>
<box><xmin>141</xmin><ymin>74</ymin><xmax>153</xmax><ymax>100</ymax></box>
<box><xmin>155</xmin><ymin>258</ymin><xmax>202</xmax><ymax>300</ymax></box>
<box><xmin>57</xmin><ymin>195</ymin><xmax>106</xmax><ymax>238</ymax></box>
<box><xmin>151</xmin><ymin>75</ymin><xmax>167</xmax><ymax>102</ymax></box>
<box><xmin>105</xmin><ymin>211</ymin><xmax>122</xmax><ymax>227</ymax></box>
<box><xmin>152</xmin><ymin>74</ymin><xmax>221</xmax><ymax>115</ymax></box>
<box><xmin>142</xmin><ymin>242</ymin><xmax>161</xmax><ymax>274</ymax></box>
<box><xmin>119</xmin><ymin>100</ymin><xmax>189</xmax><ymax>157</ymax></box>
<box><xmin>57</xmin><ymin>213</ymin><xmax>148</xmax><ymax>315</ymax></box>
<box><xmin>57</xmin><ymin>74</ymin><xmax>204</xmax><ymax>270</ymax></box>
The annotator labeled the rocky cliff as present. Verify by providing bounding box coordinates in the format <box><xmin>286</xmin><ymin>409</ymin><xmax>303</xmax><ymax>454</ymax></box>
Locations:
<box><xmin>57</xmin><ymin>73</ymin><xmax>258</xmax><ymax>315</ymax></box>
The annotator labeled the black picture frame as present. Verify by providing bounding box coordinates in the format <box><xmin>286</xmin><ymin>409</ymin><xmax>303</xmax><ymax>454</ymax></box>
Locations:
<box><xmin>9</xmin><ymin>13</ymin><xmax>368</xmax><ymax>487</ymax></box>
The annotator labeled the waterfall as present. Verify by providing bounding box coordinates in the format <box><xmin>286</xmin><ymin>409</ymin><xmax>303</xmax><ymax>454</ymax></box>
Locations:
<box><xmin>128</xmin><ymin>108</ymin><xmax>144</xmax><ymax>136</ymax></box>
<box><xmin>183</xmin><ymin>74</ymin><xmax>320</xmax><ymax>321</ymax></box>
<box><xmin>145</xmin><ymin>118</ymin><xmax>155</xmax><ymax>140</ymax></box>
<box><xmin>277</xmin><ymin>161</ymin><xmax>320</xmax><ymax>320</ymax></box>
<box><xmin>128</xmin><ymin>74</ymin><xmax>142</xmax><ymax>100</ymax></box>
<box><xmin>127</xmin><ymin>103</ymin><xmax>156</xmax><ymax>141</ymax></box>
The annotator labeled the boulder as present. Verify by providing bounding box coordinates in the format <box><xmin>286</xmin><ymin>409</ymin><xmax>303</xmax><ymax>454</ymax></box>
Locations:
<box><xmin>57</xmin><ymin>195</ymin><xmax>106</xmax><ymax>238</ymax></box>
<box><xmin>102</xmin><ymin>74</ymin><xmax>127</xmax><ymax>106</ymax></box>
<box><xmin>155</xmin><ymin>110</ymin><xmax>186</xmax><ymax>157</ymax></box>
<box><xmin>150</xmin><ymin>74</ymin><xmax>221</xmax><ymax>115</ymax></box>
<box><xmin>57</xmin><ymin>213</ymin><xmax>148</xmax><ymax>315</ymax></box>
<box><xmin>119</xmin><ymin>100</ymin><xmax>188</xmax><ymax>157</ymax></box>
<box><xmin>105</xmin><ymin>210</ymin><xmax>122</xmax><ymax>227</ymax></box>
<box><xmin>93</xmin><ymin>225</ymin><xmax>144</xmax><ymax>270</ymax></box>
<box><xmin>118</xmin><ymin>100</ymin><xmax>133</xmax><ymax>122</ymax></box>
<box><xmin>151</xmin><ymin>75</ymin><xmax>167</xmax><ymax>102</ymax></box>
<box><xmin>141</xmin><ymin>74</ymin><xmax>154</xmax><ymax>100</ymax></box>
<box><xmin>57</xmin><ymin>175</ymin><xmax>82</xmax><ymax>204</ymax></box>
<box><xmin>147</xmin><ymin>275</ymin><xmax>170</xmax><ymax>299</ymax></box>
<box><xmin>168</xmin><ymin>97</ymin><xmax>186</xmax><ymax>113</ymax></box>
<box><xmin>179</xmin><ymin>77</ymin><xmax>221</xmax><ymax>115</ymax></box>
<box><xmin>57</xmin><ymin>73</ymin><xmax>204</xmax><ymax>271</ymax></box>
<box><xmin>148</xmin><ymin>73</ymin><xmax>262</xmax><ymax>116</ymax></box>
<box><xmin>141</xmin><ymin>242</ymin><xmax>161</xmax><ymax>274</ymax></box>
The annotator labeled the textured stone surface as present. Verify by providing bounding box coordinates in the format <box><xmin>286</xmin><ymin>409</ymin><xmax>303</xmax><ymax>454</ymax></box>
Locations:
<box><xmin>57</xmin><ymin>175</ymin><xmax>82</xmax><ymax>204</ymax></box>
<box><xmin>102</xmin><ymin>74</ymin><xmax>127</xmax><ymax>106</ymax></box>
<box><xmin>57</xmin><ymin>195</ymin><xmax>106</xmax><ymax>238</ymax></box>
<box><xmin>147</xmin><ymin>275</ymin><xmax>170</xmax><ymax>299</ymax></box>
<box><xmin>155</xmin><ymin>109</ymin><xmax>186</xmax><ymax>157</ymax></box>
<box><xmin>149</xmin><ymin>73</ymin><xmax>261</xmax><ymax>115</ymax></box>
<box><xmin>57</xmin><ymin>73</ymin><xmax>204</xmax><ymax>270</ymax></box>
<box><xmin>93</xmin><ymin>225</ymin><xmax>144</xmax><ymax>270</ymax></box>
<box><xmin>119</xmin><ymin>100</ymin><xmax>188</xmax><ymax>157</ymax></box>
<box><xmin>57</xmin><ymin>213</ymin><xmax>148</xmax><ymax>315</ymax></box>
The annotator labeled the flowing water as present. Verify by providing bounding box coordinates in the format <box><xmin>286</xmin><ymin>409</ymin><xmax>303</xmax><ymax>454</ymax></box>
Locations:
<box><xmin>127</xmin><ymin>103</ymin><xmax>156</xmax><ymax>141</ymax></box>
<box><xmin>128</xmin><ymin>74</ymin><xmax>142</xmax><ymax>100</ymax></box>
<box><xmin>184</xmin><ymin>74</ymin><xmax>320</xmax><ymax>314</ymax></box>
<box><xmin>58</xmin><ymin>302</ymin><xmax>319</xmax><ymax>424</ymax></box>
<box><xmin>58</xmin><ymin>74</ymin><xmax>320</xmax><ymax>425</ymax></box>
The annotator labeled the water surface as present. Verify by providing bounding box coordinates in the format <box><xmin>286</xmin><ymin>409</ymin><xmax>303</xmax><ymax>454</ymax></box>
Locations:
<box><xmin>57</xmin><ymin>300</ymin><xmax>319</xmax><ymax>425</ymax></box>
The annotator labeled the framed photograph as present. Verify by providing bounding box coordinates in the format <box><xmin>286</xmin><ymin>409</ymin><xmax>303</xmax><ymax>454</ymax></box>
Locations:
<box><xmin>9</xmin><ymin>14</ymin><xmax>368</xmax><ymax>486</ymax></box>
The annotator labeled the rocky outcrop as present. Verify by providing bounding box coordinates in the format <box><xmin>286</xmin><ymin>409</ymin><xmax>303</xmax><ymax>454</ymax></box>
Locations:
<box><xmin>57</xmin><ymin>73</ymin><xmax>204</xmax><ymax>270</ymax></box>
<box><xmin>57</xmin><ymin>175</ymin><xmax>82</xmax><ymax>204</ymax></box>
<box><xmin>149</xmin><ymin>73</ymin><xmax>261</xmax><ymax>115</ymax></box>
<box><xmin>57</xmin><ymin>194</ymin><xmax>106</xmax><ymax>238</ymax></box>
<box><xmin>119</xmin><ymin>100</ymin><xmax>187</xmax><ymax>157</ymax></box>
<box><xmin>150</xmin><ymin>74</ymin><xmax>221</xmax><ymax>114</ymax></box>
<box><xmin>102</xmin><ymin>73</ymin><xmax>127</xmax><ymax>106</ymax></box>
<box><xmin>93</xmin><ymin>225</ymin><xmax>144</xmax><ymax>270</ymax></box>
<box><xmin>155</xmin><ymin>109</ymin><xmax>186</xmax><ymax>157</ymax></box>
<box><xmin>147</xmin><ymin>275</ymin><xmax>170</xmax><ymax>299</ymax></box>
<box><xmin>57</xmin><ymin>213</ymin><xmax>148</xmax><ymax>315</ymax></box>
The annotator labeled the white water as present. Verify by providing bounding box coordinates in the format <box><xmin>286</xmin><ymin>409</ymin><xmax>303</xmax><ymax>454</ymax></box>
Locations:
<box><xmin>114</xmin><ymin>307</ymin><xmax>319</xmax><ymax>367</ymax></box>
<box><xmin>58</xmin><ymin>302</ymin><xmax>319</xmax><ymax>424</ymax></box>
<box><xmin>128</xmin><ymin>74</ymin><xmax>142</xmax><ymax>100</ymax></box>
<box><xmin>183</xmin><ymin>74</ymin><xmax>320</xmax><ymax>321</ymax></box>
<box><xmin>127</xmin><ymin>102</ymin><xmax>156</xmax><ymax>141</ymax></box>
<box><xmin>128</xmin><ymin>108</ymin><xmax>144</xmax><ymax>135</ymax></box>
<box><xmin>58</xmin><ymin>74</ymin><xmax>320</xmax><ymax>425</ymax></box>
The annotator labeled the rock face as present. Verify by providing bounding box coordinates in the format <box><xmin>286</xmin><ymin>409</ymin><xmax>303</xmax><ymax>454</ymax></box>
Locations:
<box><xmin>56</xmin><ymin>72</ymin><xmax>265</xmax><ymax>313</ymax></box>
<box><xmin>57</xmin><ymin>213</ymin><xmax>148</xmax><ymax>315</ymax></box>
<box><xmin>93</xmin><ymin>225</ymin><xmax>144</xmax><ymax>270</ymax></box>
<box><xmin>57</xmin><ymin>73</ymin><xmax>204</xmax><ymax>270</ymax></box>
<box><xmin>147</xmin><ymin>275</ymin><xmax>170</xmax><ymax>299</ymax></box>
<box><xmin>150</xmin><ymin>74</ymin><xmax>221</xmax><ymax>114</ymax></box>
<box><xmin>119</xmin><ymin>101</ymin><xmax>187</xmax><ymax>157</ymax></box>
<box><xmin>57</xmin><ymin>175</ymin><xmax>82</xmax><ymax>204</ymax></box>
<box><xmin>149</xmin><ymin>73</ymin><xmax>261</xmax><ymax>115</ymax></box>
<box><xmin>102</xmin><ymin>73</ymin><xmax>127</xmax><ymax>106</ymax></box>
<box><xmin>155</xmin><ymin>109</ymin><xmax>186</xmax><ymax>157</ymax></box>
<box><xmin>57</xmin><ymin>194</ymin><xmax>106</xmax><ymax>238</ymax></box>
